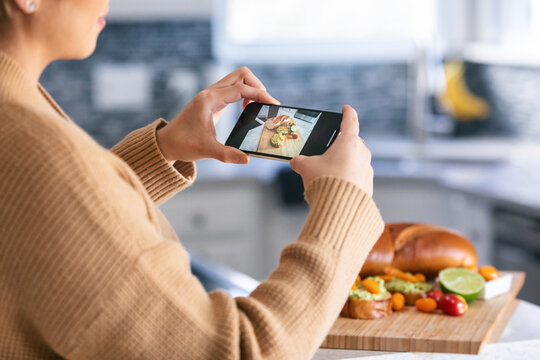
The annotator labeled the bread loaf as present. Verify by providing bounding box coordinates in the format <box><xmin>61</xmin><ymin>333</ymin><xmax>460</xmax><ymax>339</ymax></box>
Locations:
<box><xmin>360</xmin><ymin>223</ymin><xmax>478</xmax><ymax>279</ymax></box>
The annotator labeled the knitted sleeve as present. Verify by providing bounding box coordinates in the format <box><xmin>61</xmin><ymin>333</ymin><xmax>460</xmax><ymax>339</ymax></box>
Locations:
<box><xmin>5</xmin><ymin>111</ymin><xmax>384</xmax><ymax>360</ymax></box>
<box><xmin>111</xmin><ymin>119</ymin><xmax>196</xmax><ymax>204</ymax></box>
<box><xmin>67</xmin><ymin>178</ymin><xmax>383</xmax><ymax>360</ymax></box>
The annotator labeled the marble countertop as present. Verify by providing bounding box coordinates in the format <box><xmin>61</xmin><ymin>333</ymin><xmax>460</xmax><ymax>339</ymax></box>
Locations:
<box><xmin>313</xmin><ymin>300</ymin><xmax>540</xmax><ymax>359</ymax></box>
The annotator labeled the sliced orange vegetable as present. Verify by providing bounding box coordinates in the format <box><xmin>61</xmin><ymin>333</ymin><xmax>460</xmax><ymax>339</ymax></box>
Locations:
<box><xmin>400</xmin><ymin>273</ymin><xmax>420</xmax><ymax>283</ymax></box>
<box><xmin>361</xmin><ymin>279</ymin><xmax>381</xmax><ymax>294</ymax></box>
<box><xmin>351</xmin><ymin>275</ymin><xmax>361</xmax><ymax>291</ymax></box>
<box><xmin>384</xmin><ymin>266</ymin><xmax>401</xmax><ymax>276</ymax></box>
<box><xmin>416</xmin><ymin>297</ymin><xmax>437</xmax><ymax>313</ymax></box>
<box><xmin>391</xmin><ymin>292</ymin><xmax>405</xmax><ymax>311</ymax></box>
<box><xmin>384</xmin><ymin>266</ymin><xmax>418</xmax><ymax>283</ymax></box>
<box><xmin>414</xmin><ymin>273</ymin><xmax>426</xmax><ymax>283</ymax></box>
<box><xmin>479</xmin><ymin>265</ymin><xmax>500</xmax><ymax>281</ymax></box>
<box><xmin>377</xmin><ymin>275</ymin><xmax>394</xmax><ymax>282</ymax></box>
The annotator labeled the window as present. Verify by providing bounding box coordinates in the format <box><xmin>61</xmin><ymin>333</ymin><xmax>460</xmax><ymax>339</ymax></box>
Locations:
<box><xmin>448</xmin><ymin>0</ymin><xmax>540</xmax><ymax>65</ymax></box>
<box><xmin>213</xmin><ymin>0</ymin><xmax>436</xmax><ymax>63</ymax></box>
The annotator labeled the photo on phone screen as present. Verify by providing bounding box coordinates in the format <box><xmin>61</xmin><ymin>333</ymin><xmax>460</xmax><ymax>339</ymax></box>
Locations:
<box><xmin>226</xmin><ymin>103</ymin><xmax>342</xmax><ymax>161</ymax></box>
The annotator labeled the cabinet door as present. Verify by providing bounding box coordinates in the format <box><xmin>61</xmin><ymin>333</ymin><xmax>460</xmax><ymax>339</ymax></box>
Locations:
<box><xmin>373</xmin><ymin>178</ymin><xmax>452</xmax><ymax>225</ymax></box>
<box><xmin>159</xmin><ymin>180</ymin><xmax>265</xmax><ymax>279</ymax></box>
<box><xmin>373</xmin><ymin>178</ymin><xmax>493</xmax><ymax>265</ymax></box>
<box><xmin>493</xmin><ymin>208</ymin><xmax>540</xmax><ymax>306</ymax></box>
<box><xmin>495</xmin><ymin>244</ymin><xmax>540</xmax><ymax>306</ymax></box>
<box><xmin>445</xmin><ymin>192</ymin><xmax>493</xmax><ymax>266</ymax></box>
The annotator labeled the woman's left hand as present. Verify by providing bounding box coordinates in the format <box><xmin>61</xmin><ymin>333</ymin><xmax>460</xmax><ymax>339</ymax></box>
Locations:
<box><xmin>156</xmin><ymin>67</ymin><xmax>279</xmax><ymax>164</ymax></box>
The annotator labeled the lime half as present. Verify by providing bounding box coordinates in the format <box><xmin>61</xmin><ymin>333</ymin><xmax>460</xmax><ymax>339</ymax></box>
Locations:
<box><xmin>439</xmin><ymin>268</ymin><xmax>485</xmax><ymax>303</ymax></box>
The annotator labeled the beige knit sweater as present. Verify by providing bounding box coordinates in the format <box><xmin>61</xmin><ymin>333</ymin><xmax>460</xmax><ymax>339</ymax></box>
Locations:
<box><xmin>0</xmin><ymin>51</ymin><xmax>384</xmax><ymax>360</ymax></box>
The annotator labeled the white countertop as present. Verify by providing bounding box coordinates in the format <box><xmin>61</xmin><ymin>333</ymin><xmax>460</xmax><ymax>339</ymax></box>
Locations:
<box><xmin>313</xmin><ymin>300</ymin><xmax>540</xmax><ymax>360</ymax></box>
<box><xmin>193</xmin><ymin>156</ymin><xmax>540</xmax><ymax>217</ymax></box>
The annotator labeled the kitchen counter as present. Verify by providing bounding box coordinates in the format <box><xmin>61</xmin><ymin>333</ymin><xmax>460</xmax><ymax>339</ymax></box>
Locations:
<box><xmin>313</xmin><ymin>300</ymin><xmax>540</xmax><ymax>359</ymax></box>
<box><xmin>372</xmin><ymin>159</ymin><xmax>540</xmax><ymax>217</ymax></box>
<box><xmin>191</xmin><ymin>254</ymin><xmax>539</xmax><ymax>360</ymax></box>
<box><xmin>193</xmin><ymin>156</ymin><xmax>540</xmax><ymax>215</ymax></box>
<box><xmin>180</xmin><ymin>151</ymin><xmax>540</xmax><ymax>359</ymax></box>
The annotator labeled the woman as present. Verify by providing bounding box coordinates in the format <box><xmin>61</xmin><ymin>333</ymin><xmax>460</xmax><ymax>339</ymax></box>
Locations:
<box><xmin>0</xmin><ymin>1</ymin><xmax>383</xmax><ymax>359</ymax></box>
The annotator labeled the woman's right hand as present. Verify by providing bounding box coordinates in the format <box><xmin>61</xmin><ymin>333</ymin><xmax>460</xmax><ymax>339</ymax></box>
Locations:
<box><xmin>156</xmin><ymin>67</ymin><xmax>279</xmax><ymax>164</ymax></box>
<box><xmin>290</xmin><ymin>105</ymin><xmax>373</xmax><ymax>197</ymax></box>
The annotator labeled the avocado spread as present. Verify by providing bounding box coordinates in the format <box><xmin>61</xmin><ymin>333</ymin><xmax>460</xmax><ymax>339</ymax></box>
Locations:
<box><xmin>385</xmin><ymin>277</ymin><xmax>433</xmax><ymax>293</ymax></box>
<box><xmin>348</xmin><ymin>277</ymin><xmax>389</xmax><ymax>301</ymax></box>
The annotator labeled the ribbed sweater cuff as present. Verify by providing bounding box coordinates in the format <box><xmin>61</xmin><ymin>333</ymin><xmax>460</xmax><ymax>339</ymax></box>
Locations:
<box><xmin>300</xmin><ymin>177</ymin><xmax>384</xmax><ymax>252</ymax></box>
<box><xmin>111</xmin><ymin>119</ymin><xmax>196</xmax><ymax>204</ymax></box>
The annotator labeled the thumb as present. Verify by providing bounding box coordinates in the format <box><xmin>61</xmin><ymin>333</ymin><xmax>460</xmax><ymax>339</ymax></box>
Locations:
<box><xmin>290</xmin><ymin>155</ymin><xmax>308</xmax><ymax>174</ymax></box>
<box><xmin>340</xmin><ymin>105</ymin><xmax>360</xmax><ymax>135</ymax></box>
<box><xmin>208</xmin><ymin>141</ymin><xmax>249</xmax><ymax>164</ymax></box>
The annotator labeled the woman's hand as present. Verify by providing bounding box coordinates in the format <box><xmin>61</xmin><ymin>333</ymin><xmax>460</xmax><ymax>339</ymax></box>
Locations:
<box><xmin>156</xmin><ymin>67</ymin><xmax>279</xmax><ymax>164</ymax></box>
<box><xmin>290</xmin><ymin>105</ymin><xmax>373</xmax><ymax>197</ymax></box>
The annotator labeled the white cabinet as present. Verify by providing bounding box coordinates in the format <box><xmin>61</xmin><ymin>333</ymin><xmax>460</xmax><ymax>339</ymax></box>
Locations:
<box><xmin>373</xmin><ymin>177</ymin><xmax>493</xmax><ymax>265</ymax></box>
<box><xmin>160</xmin><ymin>179</ymin><xmax>267</xmax><ymax>280</ymax></box>
<box><xmin>373</xmin><ymin>178</ymin><xmax>452</xmax><ymax>225</ymax></box>
<box><xmin>160</xmin><ymin>178</ymin><xmax>314</xmax><ymax>281</ymax></box>
<box><xmin>160</xmin><ymin>175</ymin><xmax>496</xmax><ymax>282</ymax></box>
<box><xmin>444</xmin><ymin>191</ymin><xmax>493</xmax><ymax>266</ymax></box>
<box><xmin>260</xmin><ymin>195</ymin><xmax>310</xmax><ymax>277</ymax></box>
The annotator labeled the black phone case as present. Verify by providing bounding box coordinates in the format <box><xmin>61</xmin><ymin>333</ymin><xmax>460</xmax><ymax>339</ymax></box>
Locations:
<box><xmin>226</xmin><ymin>102</ymin><xmax>342</xmax><ymax>161</ymax></box>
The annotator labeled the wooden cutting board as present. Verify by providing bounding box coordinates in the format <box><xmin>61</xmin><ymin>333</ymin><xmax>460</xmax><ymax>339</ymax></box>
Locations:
<box><xmin>256</xmin><ymin>126</ymin><xmax>305</xmax><ymax>158</ymax></box>
<box><xmin>321</xmin><ymin>271</ymin><xmax>525</xmax><ymax>355</ymax></box>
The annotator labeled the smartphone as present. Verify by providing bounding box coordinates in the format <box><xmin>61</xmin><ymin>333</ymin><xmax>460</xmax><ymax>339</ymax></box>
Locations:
<box><xmin>225</xmin><ymin>102</ymin><xmax>342</xmax><ymax>161</ymax></box>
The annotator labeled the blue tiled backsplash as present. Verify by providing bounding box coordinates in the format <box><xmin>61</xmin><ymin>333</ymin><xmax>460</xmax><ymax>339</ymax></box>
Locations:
<box><xmin>41</xmin><ymin>21</ymin><xmax>212</xmax><ymax>148</ymax></box>
<box><xmin>460</xmin><ymin>62</ymin><xmax>540</xmax><ymax>139</ymax></box>
<box><xmin>40</xmin><ymin>20</ymin><xmax>539</xmax><ymax>148</ymax></box>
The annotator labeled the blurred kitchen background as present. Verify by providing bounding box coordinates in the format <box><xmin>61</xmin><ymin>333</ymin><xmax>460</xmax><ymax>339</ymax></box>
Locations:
<box><xmin>41</xmin><ymin>0</ymin><xmax>540</xmax><ymax>304</ymax></box>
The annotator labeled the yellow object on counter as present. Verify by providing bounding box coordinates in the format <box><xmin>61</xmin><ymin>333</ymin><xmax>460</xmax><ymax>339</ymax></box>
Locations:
<box><xmin>438</xmin><ymin>60</ymin><xmax>491</xmax><ymax>122</ymax></box>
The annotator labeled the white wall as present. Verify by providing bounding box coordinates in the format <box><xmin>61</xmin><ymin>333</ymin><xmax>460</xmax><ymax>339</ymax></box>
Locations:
<box><xmin>109</xmin><ymin>0</ymin><xmax>212</xmax><ymax>20</ymax></box>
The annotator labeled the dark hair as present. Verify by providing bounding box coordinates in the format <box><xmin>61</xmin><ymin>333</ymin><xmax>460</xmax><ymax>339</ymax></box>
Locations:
<box><xmin>0</xmin><ymin>0</ymin><xmax>11</xmax><ymax>21</ymax></box>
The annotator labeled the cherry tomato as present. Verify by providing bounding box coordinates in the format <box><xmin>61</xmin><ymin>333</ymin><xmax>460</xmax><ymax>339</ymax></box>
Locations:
<box><xmin>391</xmin><ymin>292</ymin><xmax>405</xmax><ymax>311</ymax></box>
<box><xmin>439</xmin><ymin>294</ymin><xmax>468</xmax><ymax>316</ymax></box>
<box><xmin>416</xmin><ymin>297</ymin><xmax>437</xmax><ymax>313</ymax></box>
<box><xmin>479</xmin><ymin>265</ymin><xmax>500</xmax><ymax>281</ymax></box>
<box><xmin>426</xmin><ymin>290</ymin><xmax>444</xmax><ymax>307</ymax></box>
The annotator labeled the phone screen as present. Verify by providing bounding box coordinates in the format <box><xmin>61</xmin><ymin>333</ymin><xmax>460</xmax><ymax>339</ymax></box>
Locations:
<box><xmin>226</xmin><ymin>102</ymin><xmax>342</xmax><ymax>161</ymax></box>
